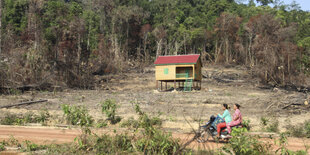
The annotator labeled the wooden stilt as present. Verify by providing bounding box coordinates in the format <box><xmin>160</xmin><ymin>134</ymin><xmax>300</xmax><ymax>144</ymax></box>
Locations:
<box><xmin>165</xmin><ymin>82</ymin><xmax>167</xmax><ymax>90</ymax></box>
<box><xmin>156</xmin><ymin>80</ymin><xmax>158</xmax><ymax>90</ymax></box>
<box><xmin>161</xmin><ymin>81</ymin><xmax>162</xmax><ymax>91</ymax></box>
<box><xmin>192</xmin><ymin>80</ymin><xmax>194</xmax><ymax>88</ymax></box>
<box><xmin>174</xmin><ymin>80</ymin><xmax>176</xmax><ymax>90</ymax></box>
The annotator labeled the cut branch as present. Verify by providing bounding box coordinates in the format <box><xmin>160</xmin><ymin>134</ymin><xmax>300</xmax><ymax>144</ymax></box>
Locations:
<box><xmin>0</xmin><ymin>100</ymin><xmax>48</xmax><ymax>109</ymax></box>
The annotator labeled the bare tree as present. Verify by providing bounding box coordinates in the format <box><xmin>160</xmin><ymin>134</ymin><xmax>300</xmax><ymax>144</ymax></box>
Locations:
<box><xmin>245</xmin><ymin>14</ymin><xmax>301</xmax><ymax>85</ymax></box>
<box><xmin>214</xmin><ymin>13</ymin><xmax>242</xmax><ymax>63</ymax></box>
<box><xmin>153</xmin><ymin>26</ymin><xmax>166</xmax><ymax>57</ymax></box>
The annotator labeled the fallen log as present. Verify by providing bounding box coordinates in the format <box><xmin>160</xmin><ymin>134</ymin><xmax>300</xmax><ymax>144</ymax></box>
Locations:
<box><xmin>0</xmin><ymin>99</ymin><xmax>48</xmax><ymax>109</ymax></box>
<box><xmin>282</xmin><ymin>103</ymin><xmax>303</xmax><ymax>109</ymax></box>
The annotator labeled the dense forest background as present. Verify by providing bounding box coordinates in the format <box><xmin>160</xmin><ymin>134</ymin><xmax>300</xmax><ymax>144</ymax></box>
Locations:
<box><xmin>0</xmin><ymin>0</ymin><xmax>309</xmax><ymax>90</ymax></box>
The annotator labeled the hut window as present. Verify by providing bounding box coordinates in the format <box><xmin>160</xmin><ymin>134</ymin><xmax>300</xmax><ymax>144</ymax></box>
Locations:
<box><xmin>164</xmin><ymin>68</ymin><xmax>169</xmax><ymax>74</ymax></box>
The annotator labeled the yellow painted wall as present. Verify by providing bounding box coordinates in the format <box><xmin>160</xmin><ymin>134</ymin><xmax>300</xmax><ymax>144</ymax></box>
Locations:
<box><xmin>155</xmin><ymin>65</ymin><xmax>176</xmax><ymax>80</ymax></box>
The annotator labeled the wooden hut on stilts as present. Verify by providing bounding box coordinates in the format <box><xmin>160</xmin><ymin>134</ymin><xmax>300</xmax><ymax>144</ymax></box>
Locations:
<box><xmin>154</xmin><ymin>54</ymin><xmax>202</xmax><ymax>91</ymax></box>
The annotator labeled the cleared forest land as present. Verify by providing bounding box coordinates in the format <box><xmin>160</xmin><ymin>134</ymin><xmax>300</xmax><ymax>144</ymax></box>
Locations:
<box><xmin>0</xmin><ymin>66</ymin><xmax>309</xmax><ymax>153</ymax></box>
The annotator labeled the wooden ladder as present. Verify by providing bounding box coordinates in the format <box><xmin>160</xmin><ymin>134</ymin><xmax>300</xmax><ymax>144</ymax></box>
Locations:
<box><xmin>184</xmin><ymin>78</ymin><xmax>193</xmax><ymax>91</ymax></box>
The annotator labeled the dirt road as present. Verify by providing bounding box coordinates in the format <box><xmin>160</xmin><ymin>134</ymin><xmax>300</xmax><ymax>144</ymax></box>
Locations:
<box><xmin>0</xmin><ymin>126</ymin><xmax>309</xmax><ymax>153</ymax></box>
<box><xmin>0</xmin><ymin>126</ymin><xmax>80</xmax><ymax>145</ymax></box>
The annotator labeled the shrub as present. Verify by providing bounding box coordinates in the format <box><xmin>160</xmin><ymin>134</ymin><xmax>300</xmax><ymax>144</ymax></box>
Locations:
<box><xmin>274</xmin><ymin>133</ymin><xmax>305</xmax><ymax>155</ymax></box>
<box><xmin>0</xmin><ymin>144</ymin><xmax>5</xmax><ymax>151</ymax></box>
<box><xmin>37</xmin><ymin>109</ymin><xmax>50</xmax><ymax>125</ymax></box>
<box><xmin>260</xmin><ymin>117</ymin><xmax>269</xmax><ymax>127</ymax></box>
<box><xmin>266</xmin><ymin>120</ymin><xmax>279</xmax><ymax>133</ymax></box>
<box><xmin>101</xmin><ymin>99</ymin><xmax>121</xmax><ymax>124</ymax></box>
<box><xmin>61</xmin><ymin>104</ymin><xmax>94</xmax><ymax>134</ymax></box>
<box><xmin>136</xmin><ymin>129</ymin><xmax>180</xmax><ymax>155</ymax></box>
<box><xmin>0</xmin><ymin>113</ymin><xmax>22</xmax><ymax>125</ymax></box>
<box><xmin>260</xmin><ymin>117</ymin><xmax>279</xmax><ymax>133</ymax></box>
<box><xmin>22</xmin><ymin>140</ymin><xmax>46</xmax><ymax>152</ymax></box>
<box><xmin>286</xmin><ymin>125</ymin><xmax>305</xmax><ymax>138</ymax></box>
<box><xmin>93</xmin><ymin>134</ymin><xmax>134</xmax><ymax>154</ymax></box>
<box><xmin>61</xmin><ymin>104</ymin><xmax>94</xmax><ymax>127</ymax></box>
<box><xmin>285</xmin><ymin>120</ymin><xmax>310</xmax><ymax>138</ymax></box>
<box><xmin>45</xmin><ymin>104</ymin><xmax>183</xmax><ymax>154</ymax></box>
<box><xmin>133</xmin><ymin>104</ymin><xmax>179</xmax><ymax>154</ymax></box>
<box><xmin>96</xmin><ymin>119</ymin><xmax>107</xmax><ymax>128</ymax></box>
<box><xmin>24</xmin><ymin>111</ymin><xmax>50</xmax><ymax>125</ymax></box>
<box><xmin>304</xmin><ymin>120</ymin><xmax>310</xmax><ymax>138</ymax></box>
<box><xmin>221</xmin><ymin>127</ymin><xmax>272</xmax><ymax>155</ymax></box>
<box><xmin>120</xmin><ymin>117</ymin><xmax>139</xmax><ymax>128</ymax></box>
<box><xmin>242</xmin><ymin>119</ymin><xmax>251</xmax><ymax>131</ymax></box>
<box><xmin>0</xmin><ymin>111</ymin><xmax>50</xmax><ymax>126</ymax></box>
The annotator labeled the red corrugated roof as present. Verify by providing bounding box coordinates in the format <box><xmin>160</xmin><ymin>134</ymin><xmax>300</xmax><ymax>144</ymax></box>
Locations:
<box><xmin>154</xmin><ymin>54</ymin><xmax>200</xmax><ymax>65</ymax></box>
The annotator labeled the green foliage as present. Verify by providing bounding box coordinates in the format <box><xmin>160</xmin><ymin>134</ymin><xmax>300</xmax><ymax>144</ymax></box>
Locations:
<box><xmin>133</xmin><ymin>104</ymin><xmax>178</xmax><ymax>154</ymax></box>
<box><xmin>0</xmin><ymin>111</ymin><xmax>50</xmax><ymax>126</ymax></box>
<box><xmin>21</xmin><ymin>140</ymin><xmax>46</xmax><ymax>152</ymax></box>
<box><xmin>0</xmin><ymin>0</ymin><xmax>309</xmax><ymax>90</ymax></box>
<box><xmin>46</xmin><ymin>104</ymin><xmax>178</xmax><ymax>154</ymax></box>
<box><xmin>286</xmin><ymin>120</ymin><xmax>310</xmax><ymax>138</ymax></box>
<box><xmin>266</xmin><ymin>120</ymin><xmax>279</xmax><ymax>133</ymax></box>
<box><xmin>222</xmin><ymin>127</ymin><xmax>272</xmax><ymax>155</ymax></box>
<box><xmin>47</xmin><ymin>134</ymin><xmax>134</xmax><ymax>154</ymax></box>
<box><xmin>95</xmin><ymin>119</ymin><xmax>107</xmax><ymax>128</ymax></box>
<box><xmin>289</xmin><ymin>126</ymin><xmax>305</xmax><ymax>138</ymax></box>
<box><xmin>3</xmin><ymin>0</ymin><xmax>28</xmax><ymax>34</ymax></box>
<box><xmin>256</xmin><ymin>0</ymin><xmax>274</xmax><ymax>6</ymax></box>
<box><xmin>298</xmin><ymin>37</ymin><xmax>310</xmax><ymax>74</ymax></box>
<box><xmin>260</xmin><ymin>117</ymin><xmax>279</xmax><ymax>133</ymax></box>
<box><xmin>120</xmin><ymin>117</ymin><xmax>139</xmax><ymax>128</ymax></box>
<box><xmin>101</xmin><ymin>99</ymin><xmax>121</xmax><ymax>124</ymax></box>
<box><xmin>275</xmin><ymin>133</ymin><xmax>290</xmax><ymax>155</ymax></box>
<box><xmin>136</xmin><ymin>129</ymin><xmax>179</xmax><ymax>155</ymax></box>
<box><xmin>7</xmin><ymin>88</ymin><xmax>22</xmax><ymax>95</ymax></box>
<box><xmin>260</xmin><ymin>117</ymin><xmax>269</xmax><ymax>126</ymax></box>
<box><xmin>93</xmin><ymin>134</ymin><xmax>134</xmax><ymax>154</ymax></box>
<box><xmin>38</xmin><ymin>109</ymin><xmax>50</xmax><ymax>125</ymax></box>
<box><xmin>274</xmin><ymin>132</ymin><xmax>308</xmax><ymax>155</ymax></box>
<box><xmin>305</xmin><ymin>120</ymin><xmax>310</xmax><ymax>138</ymax></box>
<box><xmin>134</xmin><ymin>104</ymin><xmax>162</xmax><ymax>129</ymax></box>
<box><xmin>61</xmin><ymin>104</ymin><xmax>94</xmax><ymax>134</ymax></box>
<box><xmin>0</xmin><ymin>144</ymin><xmax>5</xmax><ymax>151</ymax></box>
<box><xmin>242</xmin><ymin>119</ymin><xmax>251</xmax><ymax>131</ymax></box>
<box><xmin>0</xmin><ymin>113</ymin><xmax>23</xmax><ymax>125</ymax></box>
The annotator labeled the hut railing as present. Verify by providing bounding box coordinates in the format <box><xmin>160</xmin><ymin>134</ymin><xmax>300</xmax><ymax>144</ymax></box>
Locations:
<box><xmin>176</xmin><ymin>73</ymin><xmax>189</xmax><ymax>78</ymax></box>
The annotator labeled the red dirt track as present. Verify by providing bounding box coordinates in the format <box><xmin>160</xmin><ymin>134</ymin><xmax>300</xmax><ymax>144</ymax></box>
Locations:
<box><xmin>0</xmin><ymin>126</ymin><xmax>80</xmax><ymax>145</ymax></box>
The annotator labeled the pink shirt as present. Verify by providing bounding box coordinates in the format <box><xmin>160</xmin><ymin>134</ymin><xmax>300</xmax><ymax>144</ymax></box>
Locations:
<box><xmin>233</xmin><ymin>109</ymin><xmax>242</xmax><ymax>124</ymax></box>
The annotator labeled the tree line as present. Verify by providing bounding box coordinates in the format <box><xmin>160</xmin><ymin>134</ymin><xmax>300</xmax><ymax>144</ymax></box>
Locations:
<box><xmin>0</xmin><ymin>0</ymin><xmax>309</xmax><ymax>89</ymax></box>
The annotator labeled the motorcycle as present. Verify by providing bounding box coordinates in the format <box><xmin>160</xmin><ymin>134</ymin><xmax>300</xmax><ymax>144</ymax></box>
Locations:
<box><xmin>197</xmin><ymin>116</ymin><xmax>242</xmax><ymax>142</ymax></box>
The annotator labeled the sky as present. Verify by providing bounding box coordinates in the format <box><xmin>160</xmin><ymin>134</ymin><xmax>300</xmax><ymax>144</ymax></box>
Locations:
<box><xmin>282</xmin><ymin>0</ymin><xmax>310</xmax><ymax>11</ymax></box>
<box><xmin>241</xmin><ymin>0</ymin><xmax>310</xmax><ymax>11</ymax></box>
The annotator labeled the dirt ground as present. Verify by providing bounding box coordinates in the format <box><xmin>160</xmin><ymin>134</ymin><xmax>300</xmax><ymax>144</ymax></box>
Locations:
<box><xmin>0</xmin><ymin>65</ymin><xmax>309</xmax><ymax>152</ymax></box>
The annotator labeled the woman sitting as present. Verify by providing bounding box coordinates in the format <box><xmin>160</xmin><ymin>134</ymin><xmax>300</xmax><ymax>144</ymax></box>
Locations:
<box><xmin>216</xmin><ymin>104</ymin><xmax>232</xmax><ymax>138</ymax></box>
<box><xmin>226</xmin><ymin>104</ymin><xmax>242</xmax><ymax>134</ymax></box>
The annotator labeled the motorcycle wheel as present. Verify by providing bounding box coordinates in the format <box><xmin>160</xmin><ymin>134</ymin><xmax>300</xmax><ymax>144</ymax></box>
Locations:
<box><xmin>197</xmin><ymin>128</ymin><xmax>211</xmax><ymax>143</ymax></box>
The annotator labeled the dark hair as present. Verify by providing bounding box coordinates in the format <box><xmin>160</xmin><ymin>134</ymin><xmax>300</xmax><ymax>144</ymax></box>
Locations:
<box><xmin>223</xmin><ymin>104</ymin><xmax>229</xmax><ymax>109</ymax></box>
<box><xmin>235</xmin><ymin>104</ymin><xmax>241</xmax><ymax>109</ymax></box>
